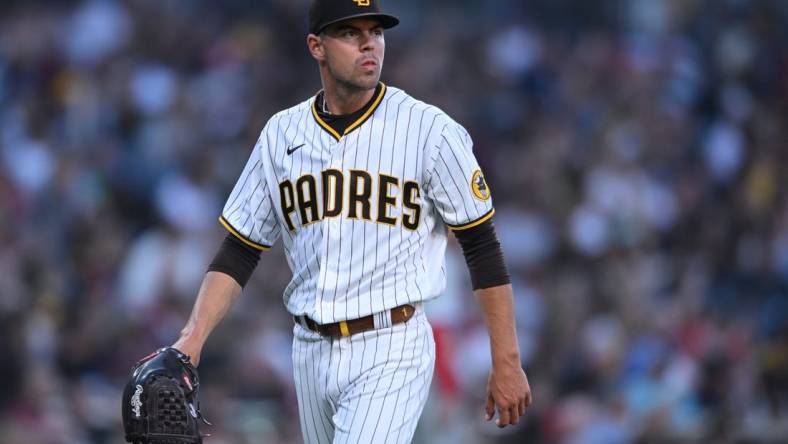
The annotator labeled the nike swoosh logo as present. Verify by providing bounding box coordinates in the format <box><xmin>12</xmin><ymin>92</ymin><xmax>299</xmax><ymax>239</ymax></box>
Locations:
<box><xmin>286</xmin><ymin>144</ymin><xmax>305</xmax><ymax>155</ymax></box>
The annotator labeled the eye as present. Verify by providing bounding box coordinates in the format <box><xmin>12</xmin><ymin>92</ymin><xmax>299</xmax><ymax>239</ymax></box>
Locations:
<box><xmin>343</xmin><ymin>29</ymin><xmax>359</xmax><ymax>38</ymax></box>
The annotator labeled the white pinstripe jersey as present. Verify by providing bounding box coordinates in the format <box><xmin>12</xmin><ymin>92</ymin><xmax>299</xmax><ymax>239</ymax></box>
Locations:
<box><xmin>220</xmin><ymin>84</ymin><xmax>494</xmax><ymax>323</ymax></box>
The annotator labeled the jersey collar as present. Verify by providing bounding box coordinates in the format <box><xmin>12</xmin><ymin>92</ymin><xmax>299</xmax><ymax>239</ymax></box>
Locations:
<box><xmin>311</xmin><ymin>82</ymin><xmax>387</xmax><ymax>141</ymax></box>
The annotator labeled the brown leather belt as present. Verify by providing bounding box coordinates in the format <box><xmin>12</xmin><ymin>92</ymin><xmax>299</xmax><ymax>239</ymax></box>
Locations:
<box><xmin>294</xmin><ymin>304</ymin><xmax>416</xmax><ymax>337</ymax></box>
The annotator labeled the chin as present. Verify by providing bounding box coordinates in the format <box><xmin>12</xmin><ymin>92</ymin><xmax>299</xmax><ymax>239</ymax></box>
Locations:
<box><xmin>344</xmin><ymin>78</ymin><xmax>377</xmax><ymax>92</ymax></box>
<box><xmin>336</xmin><ymin>72</ymin><xmax>379</xmax><ymax>92</ymax></box>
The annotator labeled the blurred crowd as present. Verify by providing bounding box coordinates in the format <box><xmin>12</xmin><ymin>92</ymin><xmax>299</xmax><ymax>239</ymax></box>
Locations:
<box><xmin>1</xmin><ymin>0</ymin><xmax>787</xmax><ymax>443</ymax></box>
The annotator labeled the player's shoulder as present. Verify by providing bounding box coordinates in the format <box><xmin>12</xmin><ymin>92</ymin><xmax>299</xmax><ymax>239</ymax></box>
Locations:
<box><xmin>383</xmin><ymin>85</ymin><xmax>438</xmax><ymax>116</ymax></box>
<box><xmin>262</xmin><ymin>98</ymin><xmax>313</xmax><ymax>133</ymax></box>
<box><xmin>382</xmin><ymin>85</ymin><xmax>460</xmax><ymax>132</ymax></box>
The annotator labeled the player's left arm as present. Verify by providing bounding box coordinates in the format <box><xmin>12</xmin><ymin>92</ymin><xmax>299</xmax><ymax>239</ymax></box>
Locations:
<box><xmin>423</xmin><ymin>120</ymin><xmax>531</xmax><ymax>427</ymax></box>
<box><xmin>474</xmin><ymin>283</ymin><xmax>532</xmax><ymax>427</ymax></box>
<box><xmin>452</xmin><ymin>219</ymin><xmax>532</xmax><ymax>428</ymax></box>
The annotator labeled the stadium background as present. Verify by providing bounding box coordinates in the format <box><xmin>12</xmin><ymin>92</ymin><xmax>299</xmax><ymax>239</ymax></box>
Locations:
<box><xmin>1</xmin><ymin>0</ymin><xmax>787</xmax><ymax>442</ymax></box>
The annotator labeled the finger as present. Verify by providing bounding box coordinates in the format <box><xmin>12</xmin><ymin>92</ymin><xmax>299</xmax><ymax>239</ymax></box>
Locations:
<box><xmin>518</xmin><ymin>398</ymin><xmax>525</xmax><ymax>417</ymax></box>
<box><xmin>485</xmin><ymin>394</ymin><xmax>495</xmax><ymax>421</ymax></box>
<box><xmin>509</xmin><ymin>406</ymin><xmax>520</xmax><ymax>425</ymax></box>
<box><xmin>496</xmin><ymin>405</ymin><xmax>510</xmax><ymax>428</ymax></box>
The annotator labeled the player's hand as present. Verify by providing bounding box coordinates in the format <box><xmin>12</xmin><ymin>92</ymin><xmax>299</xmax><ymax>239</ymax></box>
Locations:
<box><xmin>172</xmin><ymin>337</ymin><xmax>203</xmax><ymax>367</ymax></box>
<box><xmin>485</xmin><ymin>362</ymin><xmax>531</xmax><ymax>428</ymax></box>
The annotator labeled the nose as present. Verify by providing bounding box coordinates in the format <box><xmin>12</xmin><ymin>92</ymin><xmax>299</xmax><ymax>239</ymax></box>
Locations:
<box><xmin>359</xmin><ymin>31</ymin><xmax>375</xmax><ymax>52</ymax></box>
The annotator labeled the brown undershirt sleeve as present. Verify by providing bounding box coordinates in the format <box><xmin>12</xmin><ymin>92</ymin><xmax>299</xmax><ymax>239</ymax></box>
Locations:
<box><xmin>452</xmin><ymin>218</ymin><xmax>511</xmax><ymax>290</ymax></box>
<box><xmin>207</xmin><ymin>233</ymin><xmax>263</xmax><ymax>287</ymax></box>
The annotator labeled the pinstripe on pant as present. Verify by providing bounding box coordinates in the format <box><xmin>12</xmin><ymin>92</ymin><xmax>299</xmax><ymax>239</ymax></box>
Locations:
<box><xmin>292</xmin><ymin>310</ymin><xmax>435</xmax><ymax>444</ymax></box>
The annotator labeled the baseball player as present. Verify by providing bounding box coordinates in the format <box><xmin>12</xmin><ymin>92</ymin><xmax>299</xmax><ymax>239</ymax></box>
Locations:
<box><xmin>171</xmin><ymin>1</ymin><xmax>531</xmax><ymax>442</ymax></box>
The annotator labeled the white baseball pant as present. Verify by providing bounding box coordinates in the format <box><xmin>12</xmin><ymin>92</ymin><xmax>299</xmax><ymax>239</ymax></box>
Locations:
<box><xmin>292</xmin><ymin>308</ymin><xmax>435</xmax><ymax>444</ymax></box>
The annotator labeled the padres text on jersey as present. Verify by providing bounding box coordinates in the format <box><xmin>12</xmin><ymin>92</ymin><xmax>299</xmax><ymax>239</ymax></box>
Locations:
<box><xmin>220</xmin><ymin>84</ymin><xmax>494</xmax><ymax>323</ymax></box>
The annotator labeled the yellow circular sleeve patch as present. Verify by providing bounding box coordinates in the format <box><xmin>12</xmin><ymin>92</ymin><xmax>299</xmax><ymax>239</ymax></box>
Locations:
<box><xmin>471</xmin><ymin>170</ymin><xmax>491</xmax><ymax>201</ymax></box>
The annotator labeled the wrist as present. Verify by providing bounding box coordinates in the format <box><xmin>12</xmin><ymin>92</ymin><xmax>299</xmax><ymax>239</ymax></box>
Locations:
<box><xmin>492</xmin><ymin>349</ymin><xmax>521</xmax><ymax>369</ymax></box>
<box><xmin>172</xmin><ymin>336</ymin><xmax>204</xmax><ymax>365</ymax></box>
<box><xmin>177</xmin><ymin>322</ymin><xmax>209</xmax><ymax>347</ymax></box>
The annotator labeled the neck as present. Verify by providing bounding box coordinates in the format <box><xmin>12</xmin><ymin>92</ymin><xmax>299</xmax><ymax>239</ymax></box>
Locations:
<box><xmin>321</xmin><ymin>80</ymin><xmax>377</xmax><ymax>115</ymax></box>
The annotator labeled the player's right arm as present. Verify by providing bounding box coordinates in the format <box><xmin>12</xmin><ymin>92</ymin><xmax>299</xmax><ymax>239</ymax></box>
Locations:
<box><xmin>173</xmin><ymin>271</ymin><xmax>242</xmax><ymax>366</ymax></box>
<box><xmin>174</xmin><ymin>123</ymin><xmax>281</xmax><ymax>366</ymax></box>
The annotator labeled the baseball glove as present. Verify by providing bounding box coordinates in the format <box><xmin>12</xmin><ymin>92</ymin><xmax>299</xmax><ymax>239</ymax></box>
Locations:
<box><xmin>121</xmin><ymin>347</ymin><xmax>210</xmax><ymax>444</ymax></box>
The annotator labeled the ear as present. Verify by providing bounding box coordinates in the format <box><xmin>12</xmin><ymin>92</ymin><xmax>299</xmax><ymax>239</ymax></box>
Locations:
<box><xmin>307</xmin><ymin>34</ymin><xmax>325</xmax><ymax>61</ymax></box>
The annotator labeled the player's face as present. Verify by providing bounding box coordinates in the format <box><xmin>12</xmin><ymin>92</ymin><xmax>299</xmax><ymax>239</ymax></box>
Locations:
<box><xmin>318</xmin><ymin>18</ymin><xmax>385</xmax><ymax>91</ymax></box>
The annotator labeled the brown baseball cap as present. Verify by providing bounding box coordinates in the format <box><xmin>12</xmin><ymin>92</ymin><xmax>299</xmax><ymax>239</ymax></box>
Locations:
<box><xmin>309</xmin><ymin>0</ymin><xmax>399</xmax><ymax>35</ymax></box>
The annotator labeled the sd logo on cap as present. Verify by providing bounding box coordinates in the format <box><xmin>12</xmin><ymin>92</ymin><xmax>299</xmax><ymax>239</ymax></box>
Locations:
<box><xmin>309</xmin><ymin>0</ymin><xmax>399</xmax><ymax>35</ymax></box>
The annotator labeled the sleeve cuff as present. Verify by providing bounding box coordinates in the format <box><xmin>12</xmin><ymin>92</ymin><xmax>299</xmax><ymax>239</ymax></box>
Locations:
<box><xmin>218</xmin><ymin>216</ymin><xmax>271</xmax><ymax>251</ymax></box>
<box><xmin>446</xmin><ymin>208</ymin><xmax>495</xmax><ymax>231</ymax></box>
